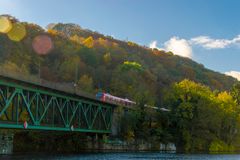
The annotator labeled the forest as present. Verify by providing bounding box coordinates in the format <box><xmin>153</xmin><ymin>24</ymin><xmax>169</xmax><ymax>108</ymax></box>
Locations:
<box><xmin>0</xmin><ymin>15</ymin><xmax>240</xmax><ymax>152</ymax></box>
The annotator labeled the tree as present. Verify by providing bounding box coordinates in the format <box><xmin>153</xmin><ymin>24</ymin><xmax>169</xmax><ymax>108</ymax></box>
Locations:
<box><xmin>163</xmin><ymin>79</ymin><xmax>240</xmax><ymax>152</ymax></box>
<box><xmin>103</xmin><ymin>52</ymin><xmax>111</xmax><ymax>64</ymax></box>
<box><xmin>58</xmin><ymin>56</ymin><xmax>81</xmax><ymax>81</ymax></box>
<box><xmin>0</xmin><ymin>61</ymin><xmax>30</xmax><ymax>77</ymax></box>
<box><xmin>77</xmin><ymin>74</ymin><xmax>94</xmax><ymax>93</ymax></box>
<box><xmin>121</xmin><ymin>61</ymin><xmax>142</xmax><ymax>71</ymax></box>
<box><xmin>231</xmin><ymin>82</ymin><xmax>240</xmax><ymax>105</ymax></box>
<box><xmin>83</xmin><ymin>36</ymin><xmax>94</xmax><ymax>48</ymax></box>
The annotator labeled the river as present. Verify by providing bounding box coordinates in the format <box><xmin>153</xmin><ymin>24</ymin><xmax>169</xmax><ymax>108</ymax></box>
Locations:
<box><xmin>1</xmin><ymin>152</ymin><xmax>240</xmax><ymax>160</ymax></box>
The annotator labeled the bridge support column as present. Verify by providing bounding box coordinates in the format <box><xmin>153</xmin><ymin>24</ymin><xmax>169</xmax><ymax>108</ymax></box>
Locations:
<box><xmin>90</xmin><ymin>134</ymin><xmax>97</xmax><ymax>150</ymax></box>
<box><xmin>97</xmin><ymin>134</ymin><xmax>104</xmax><ymax>150</ymax></box>
<box><xmin>92</xmin><ymin>134</ymin><xmax>100</xmax><ymax>150</ymax></box>
<box><xmin>111</xmin><ymin>106</ymin><xmax>124</xmax><ymax>136</ymax></box>
<box><xmin>0</xmin><ymin>133</ymin><xmax>14</xmax><ymax>154</ymax></box>
<box><xmin>86</xmin><ymin>134</ymin><xmax>104</xmax><ymax>151</ymax></box>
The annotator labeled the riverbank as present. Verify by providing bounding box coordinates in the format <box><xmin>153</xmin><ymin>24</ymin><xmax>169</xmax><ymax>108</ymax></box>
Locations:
<box><xmin>4</xmin><ymin>131</ymin><xmax>240</xmax><ymax>155</ymax></box>
<box><xmin>0</xmin><ymin>131</ymin><xmax>176</xmax><ymax>154</ymax></box>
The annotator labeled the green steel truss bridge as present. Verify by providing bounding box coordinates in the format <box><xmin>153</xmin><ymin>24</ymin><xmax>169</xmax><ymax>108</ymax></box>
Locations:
<box><xmin>0</xmin><ymin>75</ymin><xmax>115</xmax><ymax>134</ymax></box>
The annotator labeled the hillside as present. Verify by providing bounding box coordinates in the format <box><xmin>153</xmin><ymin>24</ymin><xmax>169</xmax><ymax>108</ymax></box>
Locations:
<box><xmin>2</xmin><ymin>15</ymin><xmax>240</xmax><ymax>153</ymax></box>
<box><xmin>0</xmin><ymin>15</ymin><xmax>237</xmax><ymax>106</ymax></box>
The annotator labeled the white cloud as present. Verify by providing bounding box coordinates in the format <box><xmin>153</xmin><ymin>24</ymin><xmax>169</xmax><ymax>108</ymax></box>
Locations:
<box><xmin>190</xmin><ymin>35</ymin><xmax>240</xmax><ymax>49</ymax></box>
<box><xmin>149</xmin><ymin>37</ymin><xmax>192</xmax><ymax>58</ymax></box>
<box><xmin>164</xmin><ymin>37</ymin><xmax>192</xmax><ymax>58</ymax></box>
<box><xmin>190</xmin><ymin>36</ymin><xmax>231</xmax><ymax>49</ymax></box>
<box><xmin>149</xmin><ymin>40</ymin><xmax>165</xmax><ymax>51</ymax></box>
<box><xmin>149</xmin><ymin>40</ymin><xmax>158</xmax><ymax>49</ymax></box>
<box><xmin>149</xmin><ymin>34</ymin><xmax>240</xmax><ymax>59</ymax></box>
<box><xmin>232</xmin><ymin>35</ymin><xmax>240</xmax><ymax>44</ymax></box>
<box><xmin>225</xmin><ymin>71</ymin><xmax>240</xmax><ymax>81</ymax></box>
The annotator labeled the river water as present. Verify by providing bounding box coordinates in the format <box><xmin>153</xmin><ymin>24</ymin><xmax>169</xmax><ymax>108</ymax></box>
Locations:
<box><xmin>1</xmin><ymin>152</ymin><xmax>240</xmax><ymax>160</ymax></box>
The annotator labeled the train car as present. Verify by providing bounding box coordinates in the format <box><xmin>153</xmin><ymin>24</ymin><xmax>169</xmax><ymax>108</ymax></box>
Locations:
<box><xmin>96</xmin><ymin>92</ymin><xmax>136</xmax><ymax>107</ymax></box>
<box><xmin>96</xmin><ymin>92</ymin><xmax>170</xmax><ymax>111</ymax></box>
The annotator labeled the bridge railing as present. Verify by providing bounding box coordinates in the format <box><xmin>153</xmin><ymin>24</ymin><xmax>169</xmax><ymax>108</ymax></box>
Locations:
<box><xmin>0</xmin><ymin>68</ymin><xmax>97</xmax><ymax>101</ymax></box>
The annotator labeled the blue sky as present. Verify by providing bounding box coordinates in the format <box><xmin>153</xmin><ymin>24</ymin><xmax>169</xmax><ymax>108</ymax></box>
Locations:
<box><xmin>1</xmin><ymin>0</ymin><xmax>240</xmax><ymax>79</ymax></box>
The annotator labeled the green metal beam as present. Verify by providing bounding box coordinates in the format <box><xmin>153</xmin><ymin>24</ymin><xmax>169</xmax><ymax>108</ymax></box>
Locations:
<box><xmin>0</xmin><ymin>77</ymin><xmax>115</xmax><ymax>133</ymax></box>
<box><xmin>0</xmin><ymin>123</ymin><xmax>110</xmax><ymax>133</ymax></box>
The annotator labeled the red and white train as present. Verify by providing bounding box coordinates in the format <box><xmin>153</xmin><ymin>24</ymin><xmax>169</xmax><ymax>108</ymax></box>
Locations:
<box><xmin>96</xmin><ymin>92</ymin><xmax>136</xmax><ymax>107</ymax></box>
<box><xmin>96</xmin><ymin>92</ymin><xmax>170</xmax><ymax>112</ymax></box>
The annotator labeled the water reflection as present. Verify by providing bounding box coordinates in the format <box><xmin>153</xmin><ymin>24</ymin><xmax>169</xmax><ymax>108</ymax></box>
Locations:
<box><xmin>1</xmin><ymin>152</ymin><xmax>240</xmax><ymax>160</ymax></box>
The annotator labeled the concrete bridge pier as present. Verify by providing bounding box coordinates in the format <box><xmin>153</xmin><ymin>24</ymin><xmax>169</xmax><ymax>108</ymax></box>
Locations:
<box><xmin>86</xmin><ymin>134</ymin><xmax>104</xmax><ymax>151</ymax></box>
<box><xmin>0</xmin><ymin>133</ymin><xmax>14</xmax><ymax>154</ymax></box>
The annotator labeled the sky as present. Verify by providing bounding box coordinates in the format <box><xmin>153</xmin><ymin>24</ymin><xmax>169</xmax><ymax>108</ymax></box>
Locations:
<box><xmin>1</xmin><ymin>0</ymin><xmax>240</xmax><ymax>79</ymax></box>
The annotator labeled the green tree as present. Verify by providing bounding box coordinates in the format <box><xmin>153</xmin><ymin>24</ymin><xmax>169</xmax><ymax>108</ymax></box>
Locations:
<box><xmin>58</xmin><ymin>55</ymin><xmax>80</xmax><ymax>81</ymax></box>
<box><xmin>77</xmin><ymin>74</ymin><xmax>94</xmax><ymax>93</ymax></box>
<box><xmin>164</xmin><ymin>79</ymin><xmax>240</xmax><ymax>152</ymax></box>
<box><xmin>231</xmin><ymin>82</ymin><xmax>240</xmax><ymax>105</ymax></box>
<box><xmin>103</xmin><ymin>52</ymin><xmax>111</xmax><ymax>64</ymax></box>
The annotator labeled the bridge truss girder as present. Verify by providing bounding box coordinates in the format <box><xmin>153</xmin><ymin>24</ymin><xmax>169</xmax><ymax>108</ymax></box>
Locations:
<box><xmin>0</xmin><ymin>79</ymin><xmax>113</xmax><ymax>134</ymax></box>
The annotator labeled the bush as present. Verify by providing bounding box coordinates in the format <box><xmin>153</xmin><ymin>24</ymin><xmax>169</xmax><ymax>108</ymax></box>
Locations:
<box><xmin>209</xmin><ymin>140</ymin><xmax>235</xmax><ymax>152</ymax></box>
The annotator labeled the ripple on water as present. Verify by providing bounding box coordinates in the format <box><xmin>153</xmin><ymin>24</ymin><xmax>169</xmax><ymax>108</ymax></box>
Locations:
<box><xmin>1</xmin><ymin>152</ymin><xmax>240</xmax><ymax>160</ymax></box>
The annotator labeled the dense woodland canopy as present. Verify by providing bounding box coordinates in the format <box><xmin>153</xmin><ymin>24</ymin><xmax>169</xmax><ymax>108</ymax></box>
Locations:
<box><xmin>1</xmin><ymin>15</ymin><xmax>240</xmax><ymax>153</ymax></box>
<box><xmin>0</xmin><ymin>16</ymin><xmax>236</xmax><ymax>97</ymax></box>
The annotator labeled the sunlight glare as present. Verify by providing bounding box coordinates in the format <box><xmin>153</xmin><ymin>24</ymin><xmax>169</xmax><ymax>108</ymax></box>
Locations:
<box><xmin>32</xmin><ymin>35</ymin><xmax>53</xmax><ymax>55</ymax></box>
<box><xmin>7</xmin><ymin>23</ymin><xmax>26</xmax><ymax>41</ymax></box>
<box><xmin>0</xmin><ymin>16</ymin><xmax>12</xmax><ymax>33</ymax></box>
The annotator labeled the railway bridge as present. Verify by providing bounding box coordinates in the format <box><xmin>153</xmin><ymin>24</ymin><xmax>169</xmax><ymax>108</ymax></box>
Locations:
<box><xmin>0</xmin><ymin>74</ymin><xmax>170</xmax><ymax>154</ymax></box>
<box><xmin>0</xmin><ymin>75</ymin><xmax>116</xmax><ymax>134</ymax></box>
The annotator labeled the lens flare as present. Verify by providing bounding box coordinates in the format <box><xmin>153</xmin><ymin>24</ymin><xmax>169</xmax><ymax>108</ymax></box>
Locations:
<box><xmin>7</xmin><ymin>23</ymin><xmax>26</xmax><ymax>41</ymax></box>
<box><xmin>32</xmin><ymin>35</ymin><xmax>53</xmax><ymax>55</ymax></box>
<box><xmin>0</xmin><ymin>16</ymin><xmax>12</xmax><ymax>33</ymax></box>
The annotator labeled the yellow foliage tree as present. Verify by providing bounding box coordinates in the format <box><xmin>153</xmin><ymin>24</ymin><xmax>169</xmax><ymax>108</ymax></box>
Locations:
<box><xmin>77</xmin><ymin>74</ymin><xmax>94</xmax><ymax>93</ymax></box>
<box><xmin>83</xmin><ymin>36</ymin><xmax>94</xmax><ymax>48</ymax></box>
<box><xmin>70</xmin><ymin>35</ymin><xmax>85</xmax><ymax>44</ymax></box>
<box><xmin>98</xmin><ymin>37</ymin><xmax>106</xmax><ymax>46</ymax></box>
<box><xmin>0</xmin><ymin>61</ymin><xmax>29</xmax><ymax>78</ymax></box>
<box><xmin>127</xmin><ymin>41</ymin><xmax>137</xmax><ymax>47</ymax></box>
<box><xmin>47</xmin><ymin>29</ymin><xmax>58</xmax><ymax>36</ymax></box>
<box><xmin>103</xmin><ymin>52</ymin><xmax>111</xmax><ymax>64</ymax></box>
